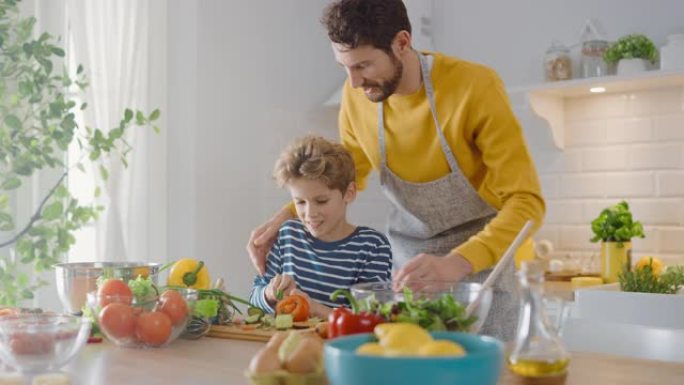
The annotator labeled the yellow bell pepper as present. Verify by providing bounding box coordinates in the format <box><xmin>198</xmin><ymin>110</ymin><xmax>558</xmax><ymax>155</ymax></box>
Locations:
<box><xmin>167</xmin><ymin>258</ymin><xmax>211</xmax><ymax>290</ymax></box>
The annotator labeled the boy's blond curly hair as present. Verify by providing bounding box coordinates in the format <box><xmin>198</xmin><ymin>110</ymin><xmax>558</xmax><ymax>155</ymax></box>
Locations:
<box><xmin>274</xmin><ymin>135</ymin><xmax>355</xmax><ymax>193</ymax></box>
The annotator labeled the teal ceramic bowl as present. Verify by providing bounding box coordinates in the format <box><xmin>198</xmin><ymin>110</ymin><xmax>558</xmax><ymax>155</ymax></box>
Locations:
<box><xmin>324</xmin><ymin>332</ymin><xmax>504</xmax><ymax>385</ymax></box>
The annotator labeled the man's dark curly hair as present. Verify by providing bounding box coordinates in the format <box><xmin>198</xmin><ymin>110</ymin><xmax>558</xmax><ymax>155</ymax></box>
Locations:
<box><xmin>321</xmin><ymin>0</ymin><xmax>412</xmax><ymax>53</ymax></box>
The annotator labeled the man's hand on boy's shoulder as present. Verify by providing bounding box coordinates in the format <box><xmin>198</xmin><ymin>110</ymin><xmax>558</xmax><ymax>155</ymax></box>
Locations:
<box><xmin>247</xmin><ymin>206</ymin><xmax>294</xmax><ymax>274</ymax></box>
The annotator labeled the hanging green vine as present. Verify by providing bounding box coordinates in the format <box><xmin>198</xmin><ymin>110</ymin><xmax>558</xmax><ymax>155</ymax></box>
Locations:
<box><xmin>0</xmin><ymin>0</ymin><xmax>160</xmax><ymax>306</ymax></box>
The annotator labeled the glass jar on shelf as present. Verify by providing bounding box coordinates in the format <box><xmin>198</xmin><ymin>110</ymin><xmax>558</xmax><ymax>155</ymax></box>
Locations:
<box><xmin>544</xmin><ymin>41</ymin><xmax>572</xmax><ymax>81</ymax></box>
<box><xmin>581</xmin><ymin>39</ymin><xmax>609</xmax><ymax>78</ymax></box>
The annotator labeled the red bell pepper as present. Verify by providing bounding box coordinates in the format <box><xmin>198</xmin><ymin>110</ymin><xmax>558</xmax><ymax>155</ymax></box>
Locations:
<box><xmin>327</xmin><ymin>289</ymin><xmax>385</xmax><ymax>339</ymax></box>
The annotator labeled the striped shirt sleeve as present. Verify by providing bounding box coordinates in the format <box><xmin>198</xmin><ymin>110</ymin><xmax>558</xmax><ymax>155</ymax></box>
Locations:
<box><xmin>356</xmin><ymin>232</ymin><xmax>393</xmax><ymax>284</ymax></box>
<box><xmin>249</xmin><ymin>239</ymin><xmax>282</xmax><ymax>313</ymax></box>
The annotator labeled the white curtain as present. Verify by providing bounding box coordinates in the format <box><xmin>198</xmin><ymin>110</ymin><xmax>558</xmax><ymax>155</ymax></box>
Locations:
<box><xmin>65</xmin><ymin>0</ymin><xmax>165</xmax><ymax>262</ymax></box>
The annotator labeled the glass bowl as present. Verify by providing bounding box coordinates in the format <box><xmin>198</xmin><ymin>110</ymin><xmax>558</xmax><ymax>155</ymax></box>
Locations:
<box><xmin>86</xmin><ymin>287</ymin><xmax>197</xmax><ymax>348</ymax></box>
<box><xmin>0</xmin><ymin>313</ymin><xmax>90</xmax><ymax>373</ymax></box>
<box><xmin>350</xmin><ymin>281</ymin><xmax>492</xmax><ymax>333</ymax></box>
<box><xmin>54</xmin><ymin>261</ymin><xmax>162</xmax><ymax>314</ymax></box>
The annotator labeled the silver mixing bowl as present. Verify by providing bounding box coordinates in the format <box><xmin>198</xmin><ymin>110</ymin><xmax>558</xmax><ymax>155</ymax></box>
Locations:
<box><xmin>54</xmin><ymin>262</ymin><xmax>162</xmax><ymax>314</ymax></box>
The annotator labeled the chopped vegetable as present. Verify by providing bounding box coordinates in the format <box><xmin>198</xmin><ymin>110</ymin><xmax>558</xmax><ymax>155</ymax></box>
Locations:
<box><xmin>127</xmin><ymin>275</ymin><xmax>156</xmax><ymax>301</ymax></box>
<box><xmin>194</xmin><ymin>299</ymin><xmax>219</xmax><ymax>319</ymax></box>
<box><xmin>359</xmin><ymin>287</ymin><xmax>477</xmax><ymax>332</ymax></box>
<box><xmin>275</xmin><ymin>314</ymin><xmax>294</xmax><ymax>330</ymax></box>
<box><xmin>276</xmin><ymin>294</ymin><xmax>310</xmax><ymax>322</ymax></box>
<box><xmin>327</xmin><ymin>289</ymin><xmax>384</xmax><ymax>339</ymax></box>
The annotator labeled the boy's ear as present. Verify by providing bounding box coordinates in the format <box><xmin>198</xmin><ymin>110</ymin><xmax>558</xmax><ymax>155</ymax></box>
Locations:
<box><xmin>343</xmin><ymin>182</ymin><xmax>357</xmax><ymax>204</ymax></box>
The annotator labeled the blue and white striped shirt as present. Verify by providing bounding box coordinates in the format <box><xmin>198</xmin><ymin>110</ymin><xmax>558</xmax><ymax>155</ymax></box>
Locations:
<box><xmin>250</xmin><ymin>220</ymin><xmax>392</xmax><ymax>312</ymax></box>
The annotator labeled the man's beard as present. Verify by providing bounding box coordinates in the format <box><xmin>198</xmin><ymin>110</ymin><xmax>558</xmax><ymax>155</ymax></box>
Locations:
<box><xmin>362</xmin><ymin>55</ymin><xmax>403</xmax><ymax>102</ymax></box>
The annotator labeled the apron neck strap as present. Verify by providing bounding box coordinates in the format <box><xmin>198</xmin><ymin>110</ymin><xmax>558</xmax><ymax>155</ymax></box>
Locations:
<box><xmin>378</xmin><ymin>52</ymin><xmax>459</xmax><ymax>171</ymax></box>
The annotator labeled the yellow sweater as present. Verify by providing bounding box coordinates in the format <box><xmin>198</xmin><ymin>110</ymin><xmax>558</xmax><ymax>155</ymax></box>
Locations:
<box><xmin>338</xmin><ymin>52</ymin><xmax>545</xmax><ymax>273</ymax></box>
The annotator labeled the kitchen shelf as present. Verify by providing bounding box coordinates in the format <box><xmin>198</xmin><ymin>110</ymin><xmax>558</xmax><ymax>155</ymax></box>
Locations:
<box><xmin>508</xmin><ymin>69</ymin><xmax>684</xmax><ymax>149</ymax></box>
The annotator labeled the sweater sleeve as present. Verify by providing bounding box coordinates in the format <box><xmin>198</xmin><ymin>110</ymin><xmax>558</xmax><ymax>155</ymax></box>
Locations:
<box><xmin>249</xmin><ymin>237</ymin><xmax>282</xmax><ymax>313</ymax></box>
<box><xmin>339</xmin><ymin>89</ymin><xmax>374</xmax><ymax>192</ymax></box>
<box><xmin>454</xmin><ymin>75</ymin><xmax>545</xmax><ymax>273</ymax></box>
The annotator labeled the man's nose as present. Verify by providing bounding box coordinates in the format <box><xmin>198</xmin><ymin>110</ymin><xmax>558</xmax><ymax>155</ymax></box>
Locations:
<box><xmin>347</xmin><ymin>69</ymin><xmax>363</xmax><ymax>88</ymax></box>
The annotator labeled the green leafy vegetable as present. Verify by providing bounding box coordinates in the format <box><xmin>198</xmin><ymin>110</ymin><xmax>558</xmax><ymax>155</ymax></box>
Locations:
<box><xmin>361</xmin><ymin>287</ymin><xmax>477</xmax><ymax>332</ymax></box>
<box><xmin>127</xmin><ymin>275</ymin><xmax>156</xmax><ymax>301</ymax></box>
<box><xmin>194</xmin><ymin>299</ymin><xmax>219</xmax><ymax>318</ymax></box>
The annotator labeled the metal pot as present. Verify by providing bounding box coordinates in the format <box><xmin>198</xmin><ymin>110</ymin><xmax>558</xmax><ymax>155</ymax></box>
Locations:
<box><xmin>54</xmin><ymin>262</ymin><xmax>162</xmax><ymax>314</ymax></box>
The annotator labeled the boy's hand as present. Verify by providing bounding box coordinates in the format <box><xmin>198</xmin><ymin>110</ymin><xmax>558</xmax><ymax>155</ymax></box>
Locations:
<box><xmin>289</xmin><ymin>289</ymin><xmax>331</xmax><ymax>319</ymax></box>
<box><xmin>247</xmin><ymin>207</ymin><xmax>293</xmax><ymax>274</ymax></box>
<box><xmin>265</xmin><ymin>274</ymin><xmax>296</xmax><ymax>305</ymax></box>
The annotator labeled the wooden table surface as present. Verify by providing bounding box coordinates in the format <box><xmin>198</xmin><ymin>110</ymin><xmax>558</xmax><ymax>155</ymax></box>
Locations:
<box><xmin>4</xmin><ymin>336</ymin><xmax>664</xmax><ymax>385</ymax></box>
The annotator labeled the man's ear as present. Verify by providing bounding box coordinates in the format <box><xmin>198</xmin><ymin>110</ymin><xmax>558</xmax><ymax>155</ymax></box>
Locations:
<box><xmin>344</xmin><ymin>182</ymin><xmax>357</xmax><ymax>204</ymax></box>
<box><xmin>392</xmin><ymin>30</ymin><xmax>412</xmax><ymax>57</ymax></box>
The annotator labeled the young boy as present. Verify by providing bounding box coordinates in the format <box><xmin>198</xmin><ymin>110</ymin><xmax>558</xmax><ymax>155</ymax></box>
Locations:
<box><xmin>249</xmin><ymin>136</ymin><xmax>392</xmax><ymax>318</ymax></box>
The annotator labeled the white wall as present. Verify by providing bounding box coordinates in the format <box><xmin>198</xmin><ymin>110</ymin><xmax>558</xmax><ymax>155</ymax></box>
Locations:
<box><xmin>167</xmin><ymin>1</ymin><xmax>356</xmax><ymax>300</ymax></box>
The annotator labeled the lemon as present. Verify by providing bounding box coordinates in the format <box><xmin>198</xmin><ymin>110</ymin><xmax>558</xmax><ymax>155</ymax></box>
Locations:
<box><xmin>355</xmin><ymin>342</ymin><xmax>385</xmax><ymax>356</ymax></box>
<box><xmin>635</xmin><ymin>256</ymin><xmax>664</xmax><ymax>276</ymax></box>
<box><xmin>373</xmin><ymin>323</ymin><xmax>401</xmax><ymax>339</ymax></box>
<box><xmin>418</xmin><ymin>340</ymin><xmax>466</xmax><ymax>357</ymax></box>
<box><xmin>378</xmin><ymin>323</ymin><xmax>433</xmax><ymax>355</ymax></box>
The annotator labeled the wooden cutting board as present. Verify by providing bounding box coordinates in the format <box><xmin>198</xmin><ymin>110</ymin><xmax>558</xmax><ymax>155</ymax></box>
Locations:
<box><xmin>207</xmin><ymin>324</ymin><xmax>279</xmax><ymax>342</ymax></box>
<box><xmin>208</xmin><ymin>320</ymin><xmax>321</xmax><ymax>342</ymax></box>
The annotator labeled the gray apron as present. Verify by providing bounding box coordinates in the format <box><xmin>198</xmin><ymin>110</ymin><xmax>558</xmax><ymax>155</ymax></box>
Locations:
<box><xmin>378</xmin><ymin>53</ymin><xmax>518</xmax><ymax>341</ymax></box>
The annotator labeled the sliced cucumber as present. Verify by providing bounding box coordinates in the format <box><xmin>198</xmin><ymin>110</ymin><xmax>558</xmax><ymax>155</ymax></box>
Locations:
<box><xmin>247</xmin><ymin>306</ymin><xmax>265</xmax><ymax>317</ymax></box>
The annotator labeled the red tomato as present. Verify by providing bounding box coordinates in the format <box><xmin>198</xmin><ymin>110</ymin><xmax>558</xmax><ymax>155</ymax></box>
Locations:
<box><xmin>9</xmin><ymin>332</ymin><xmax>55</xmax><ymax>355</ymax></box>
<box><xmin>158</xmin><ymin>290</ymin><xmax>189</xmax><ymax>326</ymax></box>
<box><xmin>135</xmin><ymin>311</ymin><xmax>172</xmax><ymax>346</ymax></box>
<box><xmin>99</xmin><ymin>302</ymin><xmax>136</xmax><ymax>339</ymax></box>
<box><xmin>98</xmin><ymin>279</ymin><xmax>133</xmax><ymax>307</ymax></box>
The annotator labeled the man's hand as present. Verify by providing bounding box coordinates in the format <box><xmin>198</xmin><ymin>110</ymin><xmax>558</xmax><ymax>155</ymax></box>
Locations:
<box><xmin>393</xmin><ymin>252</ymin><xmax>473</xmax><ymax>290</ymax></box>
<box><xmin>265</xmin><ymin>274</ymin><xmax>296</xmax><ymax>305</ymax></box>
<box><xmin>247</xmin><ymin>207</ymin><xmax>294</xmax><ymax>274</ymax></box>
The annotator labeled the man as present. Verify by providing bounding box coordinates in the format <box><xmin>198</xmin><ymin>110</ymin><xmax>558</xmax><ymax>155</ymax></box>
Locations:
<box><xmin>247</xmin><ymin>0</ymin><xmax>544</xmax><ymax>341</ymax></box>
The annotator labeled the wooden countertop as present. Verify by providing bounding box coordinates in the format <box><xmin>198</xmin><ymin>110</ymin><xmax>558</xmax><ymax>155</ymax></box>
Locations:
<box><xmin>27</xmin><ymin>336</ymin><xmax>676</xmax><ymax>385</ymax></box>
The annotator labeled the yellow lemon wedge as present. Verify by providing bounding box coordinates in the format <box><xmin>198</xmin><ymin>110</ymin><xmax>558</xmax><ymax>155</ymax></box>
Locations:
<box><xmin>635</xmin><ymin>256</ymin><xmax>664</xmax><ymax>276</ymax></box>
<box><xmin>418</xmin><ymin>340</ymin><xmax>466</xmax><ymax>357</ymax></box>
<box><xmin>378</xmin><ymin>323</ymin><xmax>433</xmax><ymax>355</ymax></box>
<box><xmin>373</xmin><ymin>323</ymin><xmax>401</xmax><ymax>339</ymax></box>
<box><xmin>355</xmin><ymin>342</ymin><xmax>385</xmax><ymax>356</ymax></box>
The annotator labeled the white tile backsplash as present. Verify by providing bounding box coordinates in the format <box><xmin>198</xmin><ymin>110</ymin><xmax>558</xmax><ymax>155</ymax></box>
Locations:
<box><xmin>582</xmin><ymin>147</ymin><xmax>629</xmax><ymax>172</ymax></box>
<box><xmin>605</xmin><ymin>117</ymin><xmax>652</xmax><ymax>144</ymax></box>
<box><xmin>534</xmin><ymin>87</ymin><xmax>684</xmax><ymax>264</ymax></box>
<box><xmin>653</xmin><ymin>114</ymin><xmax>684</xmax><ymax>141</ymax></box>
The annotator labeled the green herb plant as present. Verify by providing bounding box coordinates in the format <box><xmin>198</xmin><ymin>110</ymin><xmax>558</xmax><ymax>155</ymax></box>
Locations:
<box><xmin>0</xmin><ymin>0</ymin><xmax>159</xmax><ymax>306</ymax></box>
<box><xmin>619</xmin><ymin>263</ymin><xmax>684</xmax><ymax>294</ymax></box>
<box><xmin>590</xmin><ymin>201</ymin><xmax>645</xmax><ymax>246</ymax></box>
<box><xmin>604</xmin><ymin>34</ymin><xmax>658</xmax><ymax>65</ymax></box>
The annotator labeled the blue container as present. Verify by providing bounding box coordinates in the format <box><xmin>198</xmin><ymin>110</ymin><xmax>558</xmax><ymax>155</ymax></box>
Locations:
<box><xmin>324</xmin><ymin>332</ymin><xmax>504</xmax><ymax>385</ymax></box>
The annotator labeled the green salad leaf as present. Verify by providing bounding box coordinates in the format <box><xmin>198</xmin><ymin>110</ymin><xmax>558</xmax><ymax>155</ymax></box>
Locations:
<box><xmin>194</xmin><ymin>299</ymin><xmax>219</xmax><ymax>318</ymax></box>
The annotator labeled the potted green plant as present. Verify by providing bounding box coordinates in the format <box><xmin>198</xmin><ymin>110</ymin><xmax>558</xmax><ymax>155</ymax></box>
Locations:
<box><xmin>0</xmin><ymin>0</ymin><xmax>159</xmax><ymax>306</ymax></box>
<box><xmin>590</xmin><ymin>201</ymin><xmax>645</xmax><ymax>283</ymax></box>
<box><xmin>603</xmin><ymin>34</ymin><xmax>658</xmax><ymax>75</ymax></box>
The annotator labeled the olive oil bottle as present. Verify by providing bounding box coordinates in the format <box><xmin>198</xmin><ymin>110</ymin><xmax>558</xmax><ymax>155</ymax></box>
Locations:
<box><xmin>507</xmin><ymin>261</ymin><xmax>570</xmax><ymax>384</ymax></box>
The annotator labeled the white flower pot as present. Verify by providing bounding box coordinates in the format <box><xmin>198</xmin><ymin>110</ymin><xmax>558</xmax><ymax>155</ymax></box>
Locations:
<box><xmin>617</xmin><ymin>58</ymin><xmax>649</xmax><ymax>75</ymax></box>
